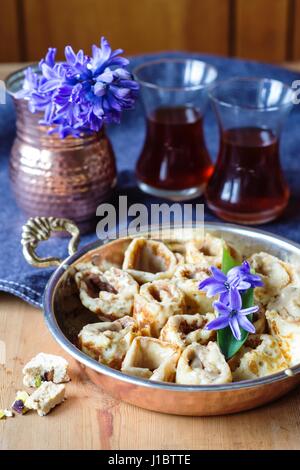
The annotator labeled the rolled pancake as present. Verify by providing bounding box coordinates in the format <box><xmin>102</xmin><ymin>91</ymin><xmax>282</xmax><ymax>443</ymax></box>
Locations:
<box><xmin>121</xmin><ymin>336</ymin><xmax>180</xmax><ymax>382</ymax></box>
<box><xmin>176</xmin><ymin>342</ymin><xmax>232</xmax><ymax>385</ymax></box>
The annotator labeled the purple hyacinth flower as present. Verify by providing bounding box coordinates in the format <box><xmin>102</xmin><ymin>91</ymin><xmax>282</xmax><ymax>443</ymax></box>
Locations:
<box><xmin>227</xmin><ymin>260</ymin><xmax>264</xmax><ymax>288</ymax></box>
<box><xmin>88</xmin><ymin>37</ymin><xmax>129</xmax><ymax>75</ymax></box>
<box><xmin>205</xmin><ymin>288</ymin><xmax>258</xmax><ymax>341</ymax></box>
<box><xmin>14</xmin><ymin>67</ymin><xmax>40</xmax><ymax>100</ymax></box>
<box><xmin>199</xmin><ymin>266</ymin><xmax>251</xmax><ymax>304</ymax></box>
<box><xmin>15</xmin><ymin>36</ymin><xmax>139</xmax><ymax>138</ymax></box>
<box><xmin>39</xmin><ymin>47</ymin><xmax>57</xmax><ymax>68</ymax></box>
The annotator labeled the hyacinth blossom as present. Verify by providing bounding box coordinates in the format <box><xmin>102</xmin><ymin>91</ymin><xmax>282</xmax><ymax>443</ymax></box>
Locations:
<box><xmin>199</xmin><ymin>260</ymin><xmax>263</xmax><ymax>341</ymax></box>
<box><xmin>199</xmin><ymin>261</ymin><xmax>263</xmax><ymax>305</ymax></box>
<box><xmin>15</xmin><ymin>37</ymin><xmax>139</xmax><ymax>138</ymax></box>
<box><xmin>205</xmin><ymin>287</ymin><xmax>258</xmax><ymax>341</ymax></box>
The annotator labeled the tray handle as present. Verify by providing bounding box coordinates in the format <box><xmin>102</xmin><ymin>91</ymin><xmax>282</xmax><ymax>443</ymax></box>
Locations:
<box><xmin>21</xmin><ymin>216</ymin><xmax>80</xmax><ymax>268</ymax></box>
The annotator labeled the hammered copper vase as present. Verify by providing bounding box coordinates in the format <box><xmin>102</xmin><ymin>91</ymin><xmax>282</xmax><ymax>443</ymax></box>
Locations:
<box><xmin>7</xmin><ymin>69</ymin><xmax>117</xmax><ymax>233</ymax></box>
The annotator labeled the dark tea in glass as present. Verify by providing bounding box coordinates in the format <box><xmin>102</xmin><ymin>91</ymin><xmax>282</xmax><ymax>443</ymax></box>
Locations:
<box><xmin>136</xmin><ymin>106</ymin><xmax>213</xmax><ymax>193</ymax></box>
<box><xmin>206</xmin><ymin>127</ymin><xmax>290</xmax><ymax>224</ymax></box>
<box><xmin>134</xmin><ymin>59</ymin><xmax>218</xmax><ymax>200</ymax></box>
<box><xmin>206</xmin><ymin>78</ymin><xmax>293</xmax><ymax>224</ymax></box>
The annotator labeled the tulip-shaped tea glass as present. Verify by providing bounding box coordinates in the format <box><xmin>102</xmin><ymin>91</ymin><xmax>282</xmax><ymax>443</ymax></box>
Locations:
<box><xmin>134</xmin><ymin>59</ymin><xmax>218</xmax><ymax>200</ymax></box>
<box><xmin>206</xmin><ymin>78</ymin><xmax>294</xmax><ymax>224</ymax></box>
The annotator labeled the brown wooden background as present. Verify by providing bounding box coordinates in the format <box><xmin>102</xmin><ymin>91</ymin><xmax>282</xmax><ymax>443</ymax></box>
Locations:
<box><xmin>0</xmin><ymin>0</ymin><xmax>300</xmax><ymax>63</ymax></box>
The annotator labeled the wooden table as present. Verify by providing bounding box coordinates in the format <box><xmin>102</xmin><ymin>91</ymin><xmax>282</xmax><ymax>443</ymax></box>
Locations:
<box><xmin>1</xmin><ymin>63</ymin><xmax>300</xmax><ymax>451</ymax></box>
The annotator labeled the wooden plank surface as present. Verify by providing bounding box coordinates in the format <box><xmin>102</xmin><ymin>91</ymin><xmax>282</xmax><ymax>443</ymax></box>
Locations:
<box><xmin>1</xmin><ymin>0</ymin><xmax>299</xmax><ymax>64</ymax></box>
<box><xmin>0</xmin><ymin>0</ymin><xmax>20</xmax><ymax>62</ymax></box>
<box><xmin>234</xmin><ymin>0</ymin><xmax>290</xmax><ymax>62</ymax></box>
<box><xmin>21</xmin><ymin>0</ymin><xmax>230</xmax><ymax>60</ymax></box>
<box><xmin>1</xmin><ymin>291</ymin><xmax>300</xmax><ymax>450</ymax></box>
<box><xmin>1</xmin><ymin>62</ymin><xmax>300</xmax><ymax>450</ymax></box>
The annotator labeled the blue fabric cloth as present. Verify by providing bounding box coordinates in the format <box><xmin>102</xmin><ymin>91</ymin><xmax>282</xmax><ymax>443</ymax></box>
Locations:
<box><xmin>1</xmin><ymin>52</ymin><xmax>300</xmax><ymax>308</ymax></box>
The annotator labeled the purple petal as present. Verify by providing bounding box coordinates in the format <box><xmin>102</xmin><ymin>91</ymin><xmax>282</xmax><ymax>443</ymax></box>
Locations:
<box><xmin>41</xmin><ymin>63</ymin><xmax>58</xmax><ymax>80</ymax></box>
<box><xmin>239</xmin><ymin>305</ymin><xmax>259</xmax><ymax>316</ymax></box>
<box><xmin>94</xmin><ymin>82</ymin><xmax>107</xmax><ymax>97</ymax></box>
<box><xmin>238</xmin><ymin>280</ymin><xmax>251</xmax><ymax>290</ymax></box>
<box><xmin>229</xmin><ymin>288</ymin><xmax>242</xmax><ymax>311</ymax></box>
<box><xmin>100</xmin><ymin>36</ymin><xmax>112</xmax><ymax>61</ymax></box>
<box><xmin>107</xmin><ymin>94</ymin><xmax>123</xmax><ymax>112</ymax></box>
<box><xmin>213</xmin><ymin>301</ymin><xmax>231</xmax><ymax>317</ymax></box>
<box><xmin>77</xmin><ymin>49</ymin><xmax>85</xmax><ymax>64</ymax></box>
<box><xmin>44</xmin><ymin>102</ymin><xmax>55</xmax><ymax>122</ymax></box>
<box><xmin>205</xmin><ymin>316</ymin><xmax>230</xmax><ymax>331</ymax></box>
<box><xmin>117</xmin><ymin>79</ymin><xmax>139</xmax><ymax>90</ymax></box>
<box><xmin>93</xmin><ymin>101</ymin><xmax>104</xmax><ymax>118</ymax></box>
<box><xmin>114</xmin><ymin>68</ymin><xmax>132</xmax><ymax>80</ymax></box>
<box><xmin>211</xmin><ymin>266</ymin><xmax>227</xmax><ymax>282</ymax></box>
<box><xmin>39</xmin><ymin>79</ymin><xmax>62</xmax><ymax>92</ymax></box>
<box><xmin>65</xmin><ymin>45</ymin><xmax>77</xmax><ymax>65</ymax></box>
<box><xmin>111</xmin><ymin>86</ymin><xmax>131</xmax><ymax>99</ymax></box>
<box><xmin>110</xmin><ymin>48</ymin><xmax>124</xmax><ymax>58</ymax></box>
<box><xmin>108</xmin><ymin>56</ymin><xmax>129</xmax><ymax>67</ymax></box>
<box><xmin>229</xmin><ymin>316</ymin><xmax>241</xmax><ymax>341</ymax></box>
<box><xmin>98</xmin><ymin>70</ymin><xmax>114</xmax><ymax>83</ymax></box>
<box><xmin>14</xmin><ymin>89</ymin><xmax>29</xmax><ymax>99</ymax></box>
<box><xmin>250</xmin><ymin>276</ymin><xmax>264</xmax><ymax>287</ymax></box>
<box><xmin>227</xmin><ymin>274</ymin><xmax>240</xmax><ymax>288</ymax></box>
<box><xmin>242</xmin><ymin>260</ymin><xmax>251</xmax><ymax>271</ymax></box>
<box><xmin>198</xmin><ymin>277</ymin><xmax>216</xmax><ymax>290</ymax></box>
<box><xmin>44</xmin><ymin>48</ymin><xmax>56</xmax><ymax>67</ymax></box>
<box><xmin>238</xmin><ymin>315</ymin><xmax>256</xmax><ymax>334</ymax></box>
<box><xmin>219</xmin><ymin>291</ymin><xmax>229</xmax><ymax>304</ymax></box>
<box><xmin>207</xmin><ymin>283</ymin><xmax>228</xmax><ymax>297</ymax></box>
<box><xmin>227</xmin><ymin>265</ymin><xmax>242</xmax><ymax>278</ymax></box>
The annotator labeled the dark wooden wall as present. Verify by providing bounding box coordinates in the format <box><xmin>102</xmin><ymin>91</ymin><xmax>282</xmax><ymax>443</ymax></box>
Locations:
<box><xmin>0</xmin><ymin>0</ymin><xmax>299</xmax><ymax>63</ymax></box>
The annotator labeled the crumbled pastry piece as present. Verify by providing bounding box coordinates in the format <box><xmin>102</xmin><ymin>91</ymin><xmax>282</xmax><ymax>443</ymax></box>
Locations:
<box><xmin>160</xmin><ymin>313</ymin><xmax>216</xmax><ymax>348</ymax></box>
<box><xmin>266</xmin><ymin>286</ymin><xmax>300</xmax><ymax>366</ymax></box>
<box><xmin>185</xmin><ymin>234</ymin><xmax>241</xmax><ymax>268</ymax></box>
<box><xmin>232</xmin><ymin>334</ymin><xmax>288</xmax><ymax>381</ymax></box>
<box><xmin>75</xmin><ymin>265</ymin><xmax>139</xmax><ymax>320</ymax></box>
<box><xmin>25</xmin><ymin>382</ymin><xmax>65</xmax><ymax>417</ymax></box>
<box><xmin>0</xmin><ymin>409</ymin><xmax>13</xmax><ymax>419</ymax></box>
<box><xmin>122</xmin><ymin>237</ymin><xmax>177</xmax><ymax>283</ymax></box>
<box><xmin>133</xmin><ymin>280</ymin><xmax>185</xmax><ymax>337</ymax></box>
<box><xmin>173</xmin><ymin>263</ymin><xmax>214</xmax><ymax>313</ymax></box>
<box><xmin>176</xmin><ymin>342</ymin><xmax>232</xmax><ymax>385</ymax></box>
<box><xmin>253</xmin><ymin>304</ymin><xmax>267</xmax><ymax>335</ymax></box>
<box><xmin>78</xmin><ymin>316</ymin><xmax>139</xmax><ymax>369</ymax></box>
<box><xmin>121</xmin><ymin>336</ymin><xmax>180</xmax><ymax>382</ymax></box>
<box><xmin>248</xmin><ymin>252</ymin><xmax>297</xmax><ymax>305</ymax></box>
<box><xmin>11</xmin><ymin>391</ymin><xmax>30</xmax><ymax>414</ymax></box>
<box><xmin>23</xmin><ymin>353</ymin><xmax>70</xmax><ymax>387</ymax></box>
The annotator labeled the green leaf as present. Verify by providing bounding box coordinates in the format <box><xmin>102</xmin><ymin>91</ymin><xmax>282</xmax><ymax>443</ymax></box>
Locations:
<box><xmin>221</xmin><ymin>244</ymin><xmax>239</xmax><ymax>273</ymax></box>
<box><xmin>217</xmin><ymin>246</ymin><xmax>255</xmax><ymax>360</ymax></box>
<box><xmin>217</xmin><ymin>289</ymin><xmax>254</xmax><ymax>359</ymax></box>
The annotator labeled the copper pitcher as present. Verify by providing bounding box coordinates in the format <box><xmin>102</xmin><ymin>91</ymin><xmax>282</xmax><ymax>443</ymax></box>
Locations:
<box><xmin>6</xmin><ymin>68</ymin><xmax>117</xmax><ymax>233</ymax></box>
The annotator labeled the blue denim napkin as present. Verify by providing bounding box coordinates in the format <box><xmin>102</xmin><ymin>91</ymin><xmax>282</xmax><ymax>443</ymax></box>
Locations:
<box><xmin>0</xmin><ymin>52</ymin><xmax>300</xmax><ymax>308</ymax></box>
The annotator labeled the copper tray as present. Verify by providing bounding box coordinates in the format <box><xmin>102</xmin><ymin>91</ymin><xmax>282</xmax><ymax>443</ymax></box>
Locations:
<box><xmin>21</xmin><ymin>217</ymin><xmax>300</xmax><ymax>416</ymax></box>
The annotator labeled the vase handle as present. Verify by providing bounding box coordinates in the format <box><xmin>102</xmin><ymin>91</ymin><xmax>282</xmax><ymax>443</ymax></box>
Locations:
<box><xmin>21</xmin><ymin>216</ymin><xmax>80</xmax><ymax>268</ymax></box>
